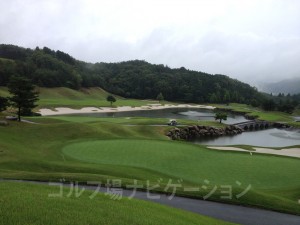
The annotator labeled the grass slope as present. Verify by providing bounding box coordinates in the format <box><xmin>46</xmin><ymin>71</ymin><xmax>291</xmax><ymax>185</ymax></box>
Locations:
<box><xmin>0</xmin><ymin>182</ymin><xmax>234</xmax><ymax>225</ymax></box>
<box><xmin>38</xmin><ymin>115</ymin><xmax>225</xmax><ymax>127</ymax></box>
<box><xmin>0</xmin><ymin>86</ymin><xmax>163</xmax><ymax>109</ymax></box>
<box><xmin>214</xmin><ymin>103</ymin><xmax>299</xmax><ymax>127</ymax></box>
<box><xmin>1</xmin><ymin>86</ymin><xmax>297</xmax><ymax>127</ymax></box>
<box><xmin>62</xmin><ymin>139</ymin><xmax>300</xmax><ymax>189</ymax></box>
<box><xmin>0</xmin><ymin>117</ymin><xmax>299</xmax><ymax>214</ymax></box>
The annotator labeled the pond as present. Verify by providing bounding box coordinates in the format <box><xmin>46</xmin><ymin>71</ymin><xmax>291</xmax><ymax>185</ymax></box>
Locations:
<box><xmin>64</xmin><ymin>108</ymin><xmax>300</xmax><ymax>147</ymax></box>
<box><xmin>75</xmin><ymin>108</ymin><xmax>249</xmax><ymax>124</ymax></box>
<box><xmin>194</xmin><ymin>128</ymin><xmax>300</xmax><ymax>147</ymax></box>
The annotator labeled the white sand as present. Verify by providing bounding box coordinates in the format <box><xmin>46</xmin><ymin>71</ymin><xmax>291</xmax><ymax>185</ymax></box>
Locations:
<box><xmin>253</xmin><ymin>147</ymin><xmax>300</xmax><ymax>158</ymax></box>
<box><xmin>38</xmin><ymin>104</ymin><xmax>215</xmax><ymax>116</ymax></box>
<box><xmin>208</xmin><ymin>146</ymin><xmax>300</xmax><ymax>158</ymax></box>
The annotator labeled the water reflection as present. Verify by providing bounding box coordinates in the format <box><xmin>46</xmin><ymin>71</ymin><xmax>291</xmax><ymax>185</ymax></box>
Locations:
<box><xmin>75</xmin><ymin>108</ymin><xmax>249</xmax><ymax>124</ymax></box>
<box><xmin>194</xmin><ymin>128</ymin><xmax>300</xmax><ymax>147</ymax></box>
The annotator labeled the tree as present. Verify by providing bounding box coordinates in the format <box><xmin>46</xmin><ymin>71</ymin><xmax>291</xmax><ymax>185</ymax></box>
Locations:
<box><xmin>209</xmin><ymin>93</ymin><xmax>217</xmax><ymax>103</ymax></box>
<box><xmin>277</xmin><ymin>99</ymin><xmax>296</xmax><ymax>114</ymax></box>
<box><xmin>0</xmin><ymin>45</ymin><xmax>262</xmax><ymax>105</ymax></box>
<box><xmin>0</xmin><ymin>96</ymin><xmax>8</xmax><ymax>112</ymax></box>
<box><xmin>262</xmin><ymin>99</ymin><xmax>276</xmax><ymax>111</ymax></box>
<box><xmin>157</xmin><ymin>92</ymin><xmax>164</xmax><ymax>103</ymax></box>
<box><xmin>106</xmin><ymin>95</ymin><xmax>116</xmax><ymax>106</ymax></box>
<box><xmin>223</xmin><ymin>90</ymin><xmax>231</xmax><ymax>105</ymax></box>
<box><xmin>215</xmin><ymin>112</ymin><xmax>228</xmax><ymax>123</ymax></box>
<box><xmin>8</xmin><ymin>76</ymin><xmax>39</xmax><ymax>121</ymax></box>
<box><xmin>250</xmin><ymin>99</ymin><xmax>260</xmax><ymax>107</ymax></box>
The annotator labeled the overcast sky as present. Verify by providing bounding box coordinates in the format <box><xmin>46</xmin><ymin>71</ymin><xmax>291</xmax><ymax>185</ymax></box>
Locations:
<box><xmin>1</xmin><ymin>0</ymin><xmax>300</xmax><ymax>85</ymax></box>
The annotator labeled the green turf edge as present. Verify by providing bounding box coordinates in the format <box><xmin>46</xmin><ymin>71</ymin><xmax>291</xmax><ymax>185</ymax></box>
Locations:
<box><xmin>0</xmin><ymin>181</ymin><xmax>236</xmax><ymax>225</ymax></box>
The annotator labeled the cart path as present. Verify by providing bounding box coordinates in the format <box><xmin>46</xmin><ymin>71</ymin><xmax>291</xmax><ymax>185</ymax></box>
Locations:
<box><xmin>1</xmin><ymin>179</ymin><xmax>300</xmax><ymax>225</ymax></box>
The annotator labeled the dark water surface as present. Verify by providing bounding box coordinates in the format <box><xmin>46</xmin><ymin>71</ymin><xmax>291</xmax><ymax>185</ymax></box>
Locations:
<box><xmin>65</xmin><ymin>108</ymin><xmax>300</xmax><ymax>147</ymax></box>
<box><xmin>75</xmin><ymin>108</ymin><xmax>249</xmax><ymax>124</ymax></box>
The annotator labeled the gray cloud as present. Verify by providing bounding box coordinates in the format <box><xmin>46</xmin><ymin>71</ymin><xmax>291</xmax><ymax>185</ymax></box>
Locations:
<box><xmin>1</xmin><ymin>0</ymin><xmax>300</xmax><ymax>85</ymax></box>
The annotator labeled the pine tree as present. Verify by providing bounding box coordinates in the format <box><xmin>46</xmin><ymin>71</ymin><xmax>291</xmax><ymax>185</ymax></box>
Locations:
<box><xmin>0</xmin><ymin>96</ymin><xmax>8</xmax><ymax>112</ymax></box>
<box><xmin>156</xmin><ymin>92</ymin><xmax>164</xmax><ymax>103</ymax></box>
<box><xmin>8</xmin><ymin>76</ymin><xmax>39</xmax><ymax>121</ymax></box>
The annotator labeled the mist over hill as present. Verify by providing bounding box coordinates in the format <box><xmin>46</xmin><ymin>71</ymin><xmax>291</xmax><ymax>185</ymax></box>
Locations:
<box><xmin>259</xmin><ymin>78</ymin><xmax>300</xmax><ymax>95</ymax></box>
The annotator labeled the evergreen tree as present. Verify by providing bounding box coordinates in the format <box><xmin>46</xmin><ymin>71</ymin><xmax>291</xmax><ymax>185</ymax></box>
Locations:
<box><xmin>0</xmin><ymin>96</ymin><xmax>8</xmax><ymax>112</ymax></box>
<box><xmin>262</xmin><ymin>99</ymin><xmax>276</xmax><ymax>111</ymax></box>
<box><xmin>8</xmin><ymin>76</ymin><xmax>39</xmax><ymax>121</ymax></box>
<box><xmin>0</xmin><ymin>45</ymin><xmax>262</xmax><ymax>105</ymax></box>
<box><xmin>209</xmin><ymin>93</ymin><xmax>217</xmax><ymax>103</ymax></box>
<box><xmin>250</xmin><ymin>99</ymin><xmax>260</xmax><ymax>107</ymax></box>
<box><xmin>156</xmin><ymin>92</ymin><xmax>164</xmax><ymax>103</ymax></box>
<box><xmin>223</xmin><ymin>90</ymin><xmax>231</xmax><ymax>105</ymax></box>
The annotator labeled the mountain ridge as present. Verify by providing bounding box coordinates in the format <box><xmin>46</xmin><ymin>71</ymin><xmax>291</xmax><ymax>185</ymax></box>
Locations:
<box><xmin>0</xmin><ymin>44</ymin><xmax>261</xmax><ymax>104</ymax></box>
<box><xmin>259</xmin><ymin>77</ymin><xmax>300</xmax><ymax>95</ymax></box>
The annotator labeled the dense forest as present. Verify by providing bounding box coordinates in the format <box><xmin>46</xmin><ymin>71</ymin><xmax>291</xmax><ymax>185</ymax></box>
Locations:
<box><xmin>0</xmin><ymin>44</ymin><xmax>281</xmax><ymax>105</ymax></box>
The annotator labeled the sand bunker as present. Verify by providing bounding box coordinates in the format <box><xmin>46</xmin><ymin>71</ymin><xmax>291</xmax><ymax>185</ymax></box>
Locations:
<box><xmin>38</xmin><ymin>104</ymin><xmax>215</xmax><ymax>116</ymax></box>
<box><xmin>208</xmin><ymin>146</ymin><xmax>300</xmax><ymax>158</ymax></box>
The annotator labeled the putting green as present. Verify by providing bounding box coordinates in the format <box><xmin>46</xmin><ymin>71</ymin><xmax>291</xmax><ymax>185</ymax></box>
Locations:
<box><xmin>62</xmin><ymin>139</ymin><xmax>300</xmax><ymax>189</ymax></box>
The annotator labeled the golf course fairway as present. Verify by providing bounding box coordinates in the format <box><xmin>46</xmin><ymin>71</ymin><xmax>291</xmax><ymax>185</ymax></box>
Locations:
<box><xmin>63</xmin><ymin>139</ymin><xmax>300</xmax><ymax>189</ymax></box>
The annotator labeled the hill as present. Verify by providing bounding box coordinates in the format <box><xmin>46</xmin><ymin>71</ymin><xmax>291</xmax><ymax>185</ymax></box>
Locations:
<box><xmin>0</xmin><ymin>44</ymin><xmax>261</xmax><ymax>104</ymax></box>
<box><xmin>0</xmin><ymin>86</ymin><xmax>157</xmax><ymax>109</ymax></box>
<box><xmin>260</xmin><ymin>77</ymin><xmax>300</xmax><ymax>95</ymax></box>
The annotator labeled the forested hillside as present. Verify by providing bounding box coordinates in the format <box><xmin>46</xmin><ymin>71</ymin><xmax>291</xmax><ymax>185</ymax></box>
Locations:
<box><xmin>260</xmin><ymin>78</ymin><xmax>300</xmax><ymax>95</ymax></box>
<box><xmin>0</xmin><ymin>44</ymin><xmax>261</xmax><ymax>104</ymax></box>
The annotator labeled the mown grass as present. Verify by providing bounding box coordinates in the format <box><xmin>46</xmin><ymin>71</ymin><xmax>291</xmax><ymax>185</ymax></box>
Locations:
<box><xmin>62</xmin><ymin>139</ymin><xmax>300</xmax><ymax>189</ymax></box>
<box><xmin>31</xmin><ymin>115</ymin><xmax>225</xmax><ymax>127</ymax></box>
<box><xmin>211</xmin><ymin>103</ymin><xmax>261</xmax><ymax>114</ymax></box>
<box><xmin>0</xmin><ymin>182</ymin><xmax>234</xmax><ymax>225</ymax></box>
<box><xmin>214</xmin><ymin>103</ymin><xmax>300</xmax><ymax>127</ymax></box>
<box><xmin>0</xmin><ymin>86</ymin><xmax>171</xmax><ymax>109</ymax></box>
<box><xmin>0</xmin><ymin>116</ymin><xmax>300</xmax><ymax>215</ymax></box>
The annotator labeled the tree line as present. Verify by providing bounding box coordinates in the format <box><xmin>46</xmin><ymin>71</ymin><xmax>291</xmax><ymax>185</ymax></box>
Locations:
<box><xmin>256</xmin><ymin>93</ymin><xmax>299</xmax><ymax>113</ymax></box>
<box><xmin>0</xmin><ymin>44</ymin><xmax>299</xmax><ymax>112</ymax></box>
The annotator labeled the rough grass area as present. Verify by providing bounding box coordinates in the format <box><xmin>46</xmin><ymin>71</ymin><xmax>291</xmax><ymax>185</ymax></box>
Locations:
<box><xmin>0</xmin><ymin>182</ymin><xmax>234</xmax><ymax>225</ymax></box>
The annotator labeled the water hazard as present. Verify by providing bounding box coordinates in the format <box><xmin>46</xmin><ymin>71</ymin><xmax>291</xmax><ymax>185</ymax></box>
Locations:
<box><xmin>194</xmin><ymin>128</ymin><xmax>300</xmax><ymax>147</ymax></box>
<box><xmin>75</xmin><ymin>108</ymin><xmax>249</xmax><ymax>124</ymax></box>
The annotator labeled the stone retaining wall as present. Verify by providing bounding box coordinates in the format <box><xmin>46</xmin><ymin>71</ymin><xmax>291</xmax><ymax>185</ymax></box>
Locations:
<box><xmin>167</xmin><ymin>125</ymin><xmax>243</xmax><ymax>140</ymax></box>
